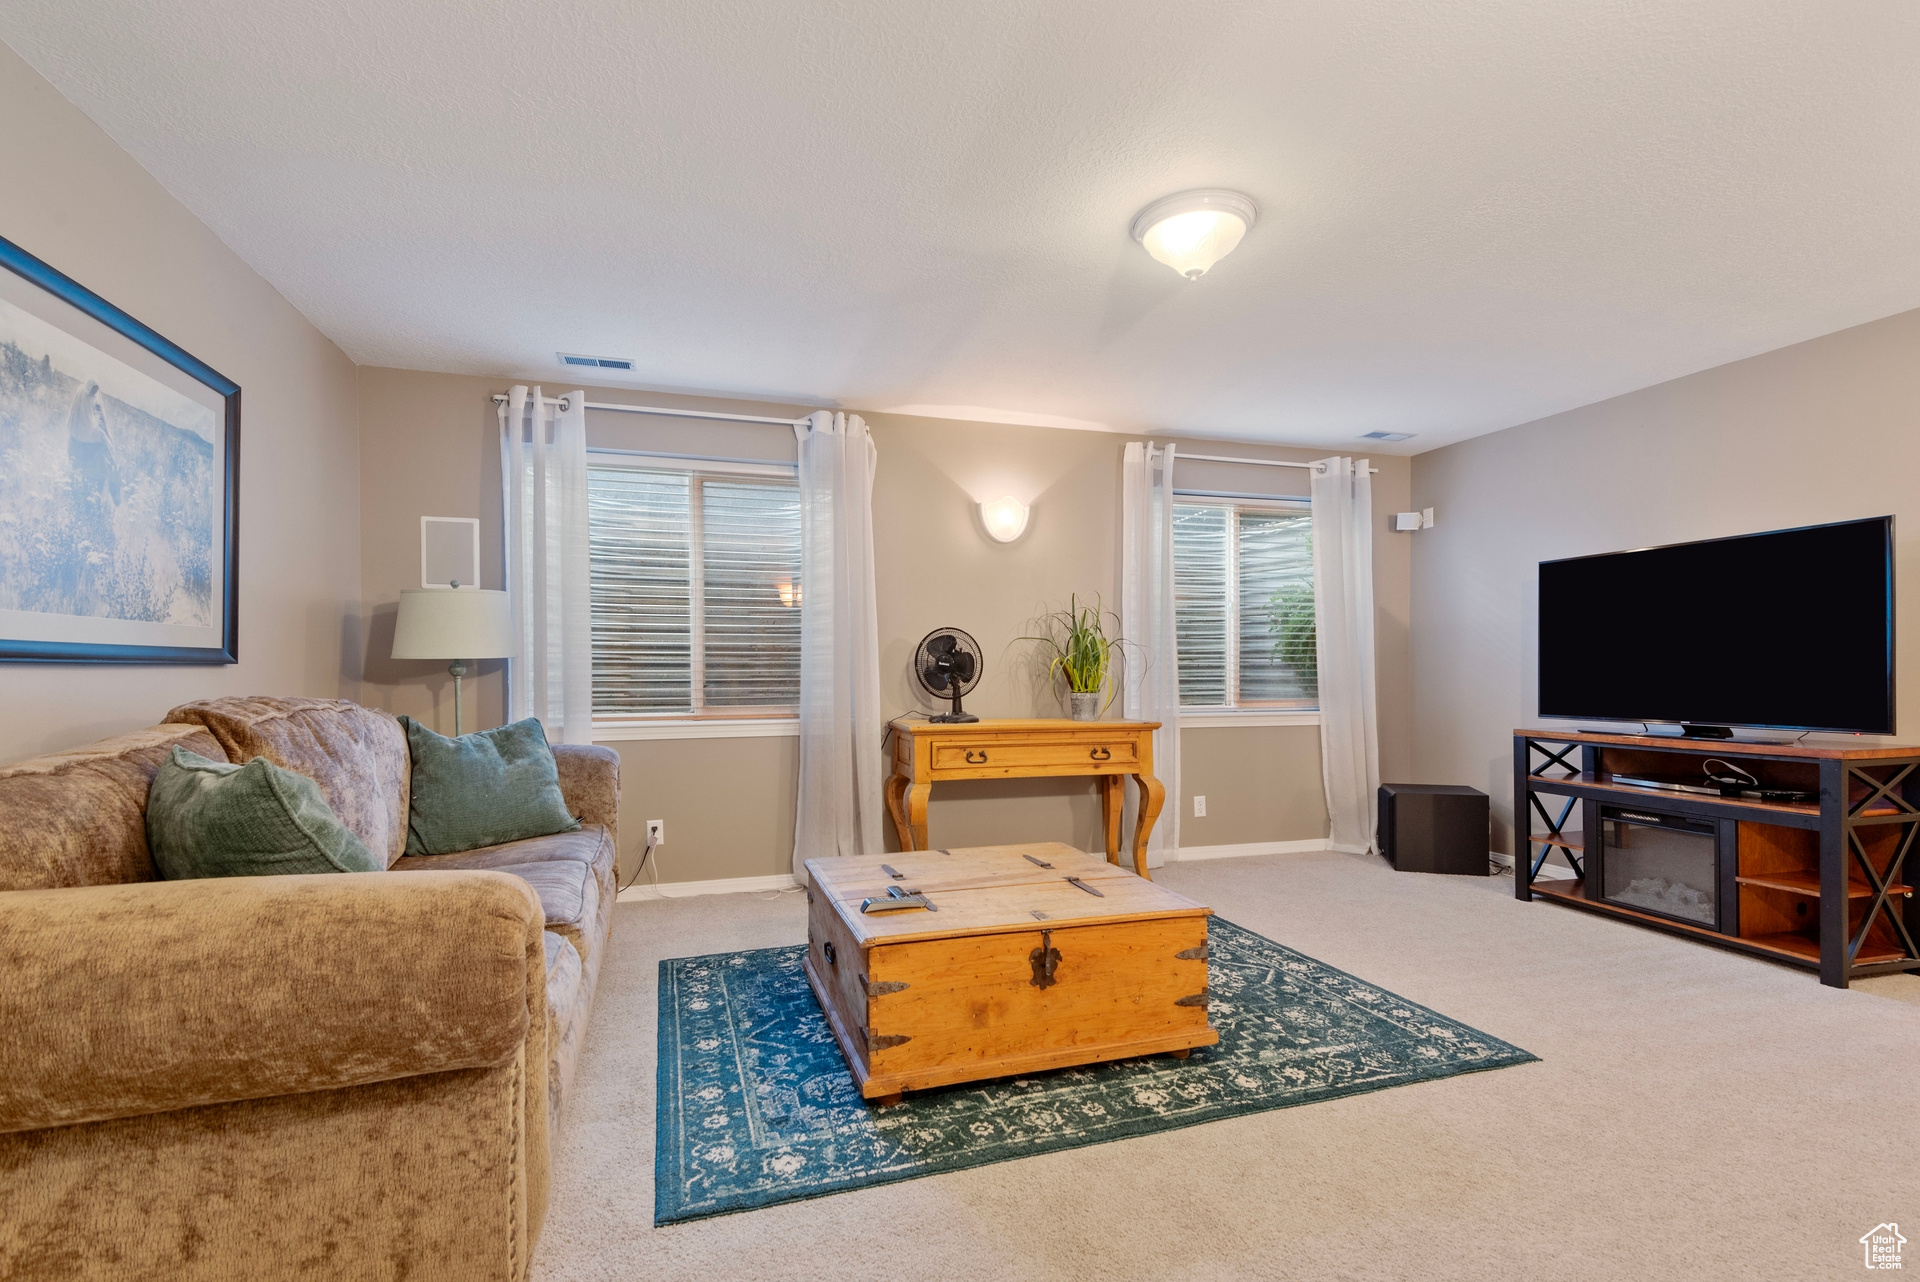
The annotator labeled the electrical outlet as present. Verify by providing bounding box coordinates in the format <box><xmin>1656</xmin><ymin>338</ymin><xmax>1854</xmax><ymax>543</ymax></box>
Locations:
<box><xmin>646</xmin><ymin>819</ymin><xmax>665</xmax><ymax>846</ymax></box>
<box><xmin>1421</xmin><ymin>507</ymin><xmax>1434</xmax><ymax>529</ymax></box>
<box><xmin>1193</xmin><ymin>795</ymin><xmax>1207</xmax><ymax>818</ymax></box>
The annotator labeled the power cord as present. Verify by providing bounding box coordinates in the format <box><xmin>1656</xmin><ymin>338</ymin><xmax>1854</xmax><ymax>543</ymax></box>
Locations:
<box><xmin>618</xmin><ymin>833</ymin><xmax>660</xmax><ymax>896</ymax></box>
<box><xmin>1702</xmin><ymin>758</ymin><xmax>1758</xmax><ymax>789</ymax></box>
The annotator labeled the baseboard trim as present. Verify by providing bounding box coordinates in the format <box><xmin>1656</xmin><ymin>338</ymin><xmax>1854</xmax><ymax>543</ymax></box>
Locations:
<box><xmin>1172</xmin><ymin>838</ymin><xmax>1333</xmax><ymax>862</ymax></box>
<box><xmin>618</xmin><ymin>873</ymin><xmax>799</xmax><ymax>902</ymax></box>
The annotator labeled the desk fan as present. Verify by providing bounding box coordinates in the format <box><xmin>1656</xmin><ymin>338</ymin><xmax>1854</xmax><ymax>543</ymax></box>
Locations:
<box><xmin>913</xmin><ymin>627</ymin><xmax>982</xmax><ymax>723</ymax></box>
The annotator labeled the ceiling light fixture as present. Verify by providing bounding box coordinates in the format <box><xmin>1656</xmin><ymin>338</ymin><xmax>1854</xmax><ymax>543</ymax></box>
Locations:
<box><xmin>979</xmin><ymin>496</ymin><xmax>1031</xmax><ymax>543</ymax></box>
<box><xmin>1130</xmin><ymin>189</ymin><xmax>1258</xmax><ymax>280</ymax></box>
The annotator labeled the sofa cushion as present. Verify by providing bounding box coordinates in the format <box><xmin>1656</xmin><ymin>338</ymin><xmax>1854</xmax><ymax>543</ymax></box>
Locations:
<box><xmin>397</xmin><ymin>716</ymin><xmax>579</xmax><ymax>856</ymax></box>
<box><xmin>164</xmin><ymin>697</ymin><xmax>411</xmax><ymax>867</ymax></box>
<box><xmin>146</xmin><ymin>748</ymin><xmax>382</xmax><ymax>879</ymax></box>
<box><xmin>393</xmin><ymin>826</ymin><xmax>614</xmax><ymax>976</ymax></box>
<box><xmin>0</xmin><ymin>725</ymin><xmax>227</xmax><ymax>891</ymax></box>
<box><xmin>497</xmin><ymin>860</ymin><xmax>589</xmax><ymax>936</ymax></box>
<box><xmin>389</xmin><ymin>825</ymin><xmax>612</xmax><ymax>876</ymax></box>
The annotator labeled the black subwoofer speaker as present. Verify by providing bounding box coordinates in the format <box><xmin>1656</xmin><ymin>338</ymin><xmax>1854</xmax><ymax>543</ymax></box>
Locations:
<box><xmin>1378</xmin><ymin>783</ymin><xmax>1490</xmax><ymax>876</ymax></box>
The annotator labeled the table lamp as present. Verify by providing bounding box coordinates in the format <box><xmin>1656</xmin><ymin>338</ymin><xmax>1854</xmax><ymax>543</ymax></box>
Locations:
<box><xmin>391</xmin><ymin>588</ymin><xmax>515</xmax><ymax>736</ymax></box>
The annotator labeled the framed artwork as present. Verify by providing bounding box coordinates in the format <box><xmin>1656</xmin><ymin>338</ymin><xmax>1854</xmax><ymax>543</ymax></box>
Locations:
<box><xmin>0</xmin><ymin>233</ymin><xmax>239</xmax><ymax>663</ymax></box>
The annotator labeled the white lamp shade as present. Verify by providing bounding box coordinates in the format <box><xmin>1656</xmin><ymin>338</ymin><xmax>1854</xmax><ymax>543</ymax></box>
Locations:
<box><xmin>391</xmin><ymin>588</ymin><xmax>515</xmax><ymax>660</ymax></box>
<box><xmin>979</xmin><ymin>496</ymin><xmax>1031</xmax><ymax>542</ymax></box>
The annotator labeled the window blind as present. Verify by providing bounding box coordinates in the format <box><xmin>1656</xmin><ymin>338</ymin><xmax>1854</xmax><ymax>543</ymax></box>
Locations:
<box><xmin>1172</xmin><ymin>500</ymin><xmax>1316</xmax><ymax>709</ymax></box>
<box><xmin>587</xmin><ymin>464</ymin><xmax>801</xmax><ymax>716</ymax></box>
<box><xmin>1173</xmin><ymin>504</ymin><xmax>1230</xmax><ymax>706</ymax></box>
<box><xmin>699</xmin><ymin>479</ymin><xmax>802</xmax><ymax>708</ymax></box>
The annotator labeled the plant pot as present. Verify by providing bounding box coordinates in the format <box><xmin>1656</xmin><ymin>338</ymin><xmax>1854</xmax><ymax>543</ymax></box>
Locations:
<box><xmin>1068</xmin><ymin>692</ymin><xmax>1100</xmax><ymax>721</ymax></box>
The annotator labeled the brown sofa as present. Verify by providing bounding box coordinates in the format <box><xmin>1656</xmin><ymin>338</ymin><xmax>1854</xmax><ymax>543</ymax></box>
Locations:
<box><xmin>0</xmin><ymin>696</ymin><xmax>620</xmax><ymax>1281</ymax></box>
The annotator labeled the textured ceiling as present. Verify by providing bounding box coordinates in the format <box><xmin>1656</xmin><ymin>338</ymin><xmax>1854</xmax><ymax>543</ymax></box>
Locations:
<box><xmin>3</xmin><ymin>1</ymin><xmax>1918</xmax><ymax>451</ymax></box>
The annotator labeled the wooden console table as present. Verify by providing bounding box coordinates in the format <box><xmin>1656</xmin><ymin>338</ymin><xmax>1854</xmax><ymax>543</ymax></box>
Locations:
<box><xmin>885</xmin><ymin>718</ymin><xmax>1166</xmax><ymax>879</ymax></box>
<box><xmin>1515</xmin><ymin>728</ymin><xmax>1920</xmax><ymax>988</ymax></box>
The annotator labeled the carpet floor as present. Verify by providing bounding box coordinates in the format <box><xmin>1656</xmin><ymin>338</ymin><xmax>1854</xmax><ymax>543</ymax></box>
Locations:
<box><xmin>533</xmin><ymin>849</ymin><xmax>1920</xmax><ymax>1282</ymax></box>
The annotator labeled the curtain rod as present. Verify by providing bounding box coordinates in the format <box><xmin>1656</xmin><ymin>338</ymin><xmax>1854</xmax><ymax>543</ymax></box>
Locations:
<box><xmin>1177</xmin><ymin>450</ymin><xmax>1381</xmax><ymax>475</ymax></box>
<box><xmin>491</xmin><ymin>393</ymin><xmax>808</xmax><ymax>427</ymax></box>
<box><xmin>489</xmin><ymin>399</ymin><xmax>1383</xmax><ymax>469</ymax></box>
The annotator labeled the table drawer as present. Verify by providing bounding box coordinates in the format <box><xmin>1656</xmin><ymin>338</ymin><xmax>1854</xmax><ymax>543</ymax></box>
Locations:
<box><xmin>929</xmin><ymin>738</ymin><xmax>1140</xmax><ymax>772</ymax></box>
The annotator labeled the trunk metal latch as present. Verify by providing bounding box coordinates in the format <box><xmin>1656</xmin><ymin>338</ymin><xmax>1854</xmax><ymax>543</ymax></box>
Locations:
<box><xmin>1029</xmin><ymin>929</ymin><xmax>1062</xmax><ymax>989</ymax></box>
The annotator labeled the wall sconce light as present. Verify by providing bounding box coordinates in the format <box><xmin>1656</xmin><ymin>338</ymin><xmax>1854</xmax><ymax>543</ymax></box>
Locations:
<box><xmin>979</xmin><ymin>496</ymin><xmax>1031</xmax><ymax>543</ymax></box>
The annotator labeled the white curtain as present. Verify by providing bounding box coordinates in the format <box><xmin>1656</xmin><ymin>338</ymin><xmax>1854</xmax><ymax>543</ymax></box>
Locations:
<box><xmin>1121</xmin><ymin>440</ymin><xmax>1180</xmax><ymax>868</ymax></box>
<box><xmin>499</xmin><ymin>385</ymin><xmax>593</xmax><ymax>744</ymax></box>
<box><xmin>792</xmin><ymin>411</ymin><xmax>884</xmax><ymax>877</ymax></box>
<box><xmin>1311</xmin><ymin>456</ymin><xmax>1379</xmax><ymax>853</ymax></box>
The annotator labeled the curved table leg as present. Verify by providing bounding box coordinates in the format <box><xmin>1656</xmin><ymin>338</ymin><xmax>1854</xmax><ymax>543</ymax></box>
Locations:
<box><xmin>1100</xmin><ymin>774</ymin><xmax>1124</xmax><ymax>863</ymax></box>
<box><xmin>884</xmin><ymin>774</ymin><xmax>912</xmax><ymax>851</ymax></box>
<box><xmin>1130</xmin><ymin>772</ymin><xmax>1166</xmax><ymax>880</ymax></box>
<box><xmin>904</xmin><ymin>781</ymin><xmax>932</xmax><ymax>851</ymax></box>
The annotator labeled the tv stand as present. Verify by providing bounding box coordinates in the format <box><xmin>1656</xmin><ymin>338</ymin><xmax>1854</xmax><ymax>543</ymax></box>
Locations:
<box><xmin>1678</xmin><ymin>723</ymin><xmax>1735</xmax><ymax>739</ymax></box>
<box><xmin>1514</xmin><ymin>728</ymin><xmax>1920</xmax><ymax>987</ymax></box>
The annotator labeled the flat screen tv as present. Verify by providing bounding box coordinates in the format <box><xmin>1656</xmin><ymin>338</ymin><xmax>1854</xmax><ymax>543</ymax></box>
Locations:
<box><xmin>1538</xmin><ymin>516</ymin><xmax>1894</xmax><ymax>735</ymax></box>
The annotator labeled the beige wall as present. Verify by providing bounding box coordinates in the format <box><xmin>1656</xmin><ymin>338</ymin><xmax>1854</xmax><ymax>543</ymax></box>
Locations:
<box><xmin>1410</xmin><ymin>305</ymin><xmax>1920</xmax><ymax>854</ymax></box>
<box><xmin>355</xmin><ymin>366</ymin><xmax>1413</xmax><ymax>881</ymax></box>
<box><xmin>0</xmin><ymin>44</ymin><xmax>360</xmax><ymax>763</ymax></box>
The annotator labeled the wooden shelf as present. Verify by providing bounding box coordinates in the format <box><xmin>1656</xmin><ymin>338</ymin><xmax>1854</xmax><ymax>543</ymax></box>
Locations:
<box><xmin>1736</xmin><ymin>871</ymin><xmax>1913</xmax><ymax>899</ymax></box>
<box><xmin>1528</xmin><ymin>882</ymin><xmax>1911</xmax><ymax>967</ymax></box>
<box><xmin>1526</xmin><ymin>771</ymin><xmax>1824</xmax><ymax>821</ymax></box>
<box><xmin>1527</xmin><ymin>832</ymin><xmax>1584</xmax><ymax>850</ymax></box>
<box><xmin>1743</xmin><ymin>932</ymin><xmax>1909</xmax><ymax>966</ymax></box>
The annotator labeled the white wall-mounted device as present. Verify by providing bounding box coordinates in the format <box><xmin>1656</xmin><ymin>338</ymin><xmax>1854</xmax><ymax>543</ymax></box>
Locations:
<box><xmin>421</xmin><ymin>516</ymin><xmax>482</xmax><ymax>588</ymax></box>
<box><xmin>1392</xmin><ymin>509</ymin><xmax>1435</xmax><ymax>532</ymax></box>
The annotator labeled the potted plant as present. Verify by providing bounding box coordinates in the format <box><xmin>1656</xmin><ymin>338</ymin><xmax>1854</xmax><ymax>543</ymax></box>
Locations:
<box><xmin>1023</xmin><ymin>595</ymin><xmax>1125</xmax><ymax>721</ymax></box>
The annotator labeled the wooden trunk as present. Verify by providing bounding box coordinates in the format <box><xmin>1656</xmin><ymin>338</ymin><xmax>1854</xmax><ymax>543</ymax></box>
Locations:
<box><xmin>802</xmin><ymin>842</ymin><xmax>1218</xmax><ymax>1101</ymax></box>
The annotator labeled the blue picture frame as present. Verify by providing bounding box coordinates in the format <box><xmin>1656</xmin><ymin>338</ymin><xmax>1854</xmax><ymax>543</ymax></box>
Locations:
<box><xmin>0</xmin><ymin>233</ymin><xmax>239</xmax><ymax>664</ymax></box>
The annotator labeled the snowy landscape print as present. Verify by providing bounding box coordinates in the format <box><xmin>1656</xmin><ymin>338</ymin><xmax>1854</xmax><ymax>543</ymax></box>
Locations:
<box><xmin>0</xmin><ymin>293</ymin><xmax>218</xmax><ymax>627</ymax></box>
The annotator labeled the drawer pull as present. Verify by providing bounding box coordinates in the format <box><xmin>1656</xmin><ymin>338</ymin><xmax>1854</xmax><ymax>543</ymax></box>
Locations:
<box><xmin>1089</xmin><ymin>746</ymin><xmax>1112</xmax><ymax>761</ymax></box>
<box><xmin>965</xmin><ymin>748</ymin><xmax>989</xmax><ymax>764</ymax></box>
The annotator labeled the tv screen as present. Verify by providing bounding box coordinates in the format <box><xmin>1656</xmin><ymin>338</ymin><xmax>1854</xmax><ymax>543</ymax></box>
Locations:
<box><xmin>1538</xmin><ymin>516</ymin><xmax>1894</xmax><ymax>734</ymax></box>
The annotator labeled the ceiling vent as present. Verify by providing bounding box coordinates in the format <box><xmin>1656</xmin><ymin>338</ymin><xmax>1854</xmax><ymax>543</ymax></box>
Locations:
<box><xmin>1359</xmin><ymin>430</ymin><xmax>1414</xmax><ymax>441</ymax></box>
<box><xmin>559</xmin><ymin>352</ymin><xmax>634</xmax><ymax>370</ymax></box>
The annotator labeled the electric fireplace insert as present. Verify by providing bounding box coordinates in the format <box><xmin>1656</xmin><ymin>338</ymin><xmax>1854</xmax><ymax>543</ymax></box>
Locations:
<box><xmin>1599</xmin><ymin>807</ymin><xmax>1720</xmax><ymax>928</ymax></box>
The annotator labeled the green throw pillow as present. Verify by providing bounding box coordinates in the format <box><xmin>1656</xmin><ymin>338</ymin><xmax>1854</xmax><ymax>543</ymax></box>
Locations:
<box><xmin>147</xmin><ymin>748</ymin><xmax>382</xmax><ymax>879</ymax></box>
<box><xmin>399</xmin><ymin>716</ymin><xmax>580</xmax><ymax>856</ymax></box>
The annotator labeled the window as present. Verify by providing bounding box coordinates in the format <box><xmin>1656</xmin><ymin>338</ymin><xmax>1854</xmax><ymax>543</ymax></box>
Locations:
<box><xmin>1172</xmin><ymin>498</ymin><xmax>1316</xmax><ymax>710</ymax></box>
<box><xmin>586</xmin><ymin>456</ymin><xmax>801</xmax><ymax>718</ymax></box>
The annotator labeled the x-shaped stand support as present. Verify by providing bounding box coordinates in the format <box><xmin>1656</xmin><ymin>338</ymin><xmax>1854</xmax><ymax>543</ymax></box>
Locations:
<box><xmin>1526</xmin><ymin>739</ymin><xmax>1585</xmax><ymax>882</ymax></box>
<box><xmin>1846</xmin><ymin>764</ymin><xmax>1920</xmax><ymax>965</ymax></box>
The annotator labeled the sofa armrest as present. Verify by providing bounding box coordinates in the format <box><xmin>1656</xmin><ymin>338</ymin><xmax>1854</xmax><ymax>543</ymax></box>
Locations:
<box><xmin>0</xmin><ymin>870</ymin><xmax>545</xmax><ymax>1134</ymax></box>
<box><xmin>553</xmin><ymin>742</ymin><xmax>620</xmax><ymax>839</ymax></box>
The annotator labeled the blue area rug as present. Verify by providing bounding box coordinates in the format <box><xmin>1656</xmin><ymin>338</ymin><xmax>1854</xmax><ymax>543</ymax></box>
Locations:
<box><xmin>654</xmin><ymin>918</ymin><xmax>1536</xmax><ymax>1224</ymax></box>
